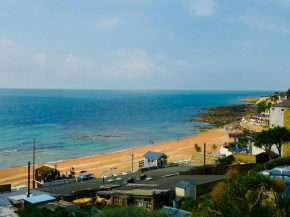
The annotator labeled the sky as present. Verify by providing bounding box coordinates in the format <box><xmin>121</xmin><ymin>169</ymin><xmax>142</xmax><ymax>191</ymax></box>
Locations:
<box><xmin>0</xmin><ymin>0</ymin><xmax>289</xmax><ymax>90</ymax></box>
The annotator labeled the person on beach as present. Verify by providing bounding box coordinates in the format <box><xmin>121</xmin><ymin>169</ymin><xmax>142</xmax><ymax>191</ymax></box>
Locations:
<box><xmin>70</xmin><ymin>167</ymin><xmax>75</xmax><ymax>177</ymax></box>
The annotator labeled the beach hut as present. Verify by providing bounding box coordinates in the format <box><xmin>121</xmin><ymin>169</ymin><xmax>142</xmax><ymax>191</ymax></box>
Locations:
<box><xmin>143</xmin><ymin>151</ymin><xmax>168</xmax><ymax>168</ymax></box>
<box><xmin>35</xmin><ymin>164</ymin><xmax>60</xmax><ymax>186</ymax></box>
<box><xmin>175</xmin><ymin>181</ymin><xmax>195</xmax><ymax>198</ymax></box>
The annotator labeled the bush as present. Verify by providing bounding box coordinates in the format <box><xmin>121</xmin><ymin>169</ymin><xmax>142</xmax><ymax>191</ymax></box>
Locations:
<box><xmin>218</xmin><ymin>155</ymin><xmax>235</xmax><ymax>164</ymax></box>
<box><xmin>93</xmin><ymin>206</ymin><xmax>167</xmax><ymax>217</ymax></box>
<box><xmin>252</xmin><ymin>157</ymin><xmax>290</xmax><ymax>172</ymax></box>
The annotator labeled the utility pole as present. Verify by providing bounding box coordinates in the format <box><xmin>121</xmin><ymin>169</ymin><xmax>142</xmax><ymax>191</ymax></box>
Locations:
<box><xmin>32</xmin><ymin>139</ymin><xmax>35</xmax><ymax>189</ymax></box>
<box><xmin>132</xmin><ymin>154</ymin><xmax>134</xmax><ymax>172</ymax></box>
<box><xmin>28</xmin><ymin>161</ymin><xmax>30</xmax><ymax>197</ymax></box>
<box><xmin>204</xmin><ymin>143</ymin><xmax>206</xmax><ymax>175</ymax></box>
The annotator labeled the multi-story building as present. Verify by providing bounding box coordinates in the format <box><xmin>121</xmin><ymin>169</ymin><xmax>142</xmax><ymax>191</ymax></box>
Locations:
<box><xmin>270</xmin><ymin>100</ymin><xmax>290</xmax><ymax>129</ymax></box>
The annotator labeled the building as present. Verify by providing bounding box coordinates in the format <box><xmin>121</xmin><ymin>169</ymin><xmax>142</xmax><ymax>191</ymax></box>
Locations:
<box><xmin>161</xmin><ymin>206</ymin><xmax>192</xmax><ymax>217</ymax></box>
<box><xmin>277</xmin><ymin>93</ymin><xmax>290</xmax><ymax>102</ymax></box>
<box><xmin>246</xmin><ymin>133</ymin><xmax>279</xmax><ymax>160</ymax></box>
<box><xmin>143</xmin><ymin>151</ymin><xmax>168</xmax><ymax>168</ymax></box>
<box><xmin>270</xmin><ymin>100</ymin><xmax>290</xmax><ymax>129</ymax></box>
<box><xmin>39</xmin><ymin>165</ymin><xmax>224</xmax><ymax>210</ymax></box>
<box><xmin>35</xmin><ymin>164</ymin><xmax>60</xmax><ymax>187</ymax></box>
<box><xmin>175</xmin><ymin>181</ymin><xmax>195</xmax><ymax>198</ymax></box>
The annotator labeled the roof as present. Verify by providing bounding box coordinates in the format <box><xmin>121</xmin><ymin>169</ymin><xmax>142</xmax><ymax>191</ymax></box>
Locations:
<box><xmin>273</xmin><ymin>100</ymin><xmax>290</xmax><ymax>108</ymax></box>
<box><xmin>175</xmin><ymin>181</ymin><xmax>194</xmax><ymax>189</ymax></box>
<box><xmin>35</xmin><ymin>165</ymin><xmax>55</xmax><ymax>173</ymax></box>
<box><xmin>0</xmin><ymin>189</ymin><xmax>56</xmax><ymax>206</ymax></box>
<box><xmin>24</xmin><ymin>194</ymin><xmax>56</xmax><ymax>205</ymax></box>
<box><xmin>161</xmin><ymin>206</ymin><xmax>192</xmax><ymax>217</ymax></box>
<box><xmin>143</xmin><ymin>151</ymin><xmax>169</xmax><ymax>160</ymax></box>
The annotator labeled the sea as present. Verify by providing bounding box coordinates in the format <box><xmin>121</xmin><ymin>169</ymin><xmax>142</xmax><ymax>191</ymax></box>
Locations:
<box><xmin>0</xmin><ymin>89</ymin><xmax>273</xmax><ymax>168</ymax></box>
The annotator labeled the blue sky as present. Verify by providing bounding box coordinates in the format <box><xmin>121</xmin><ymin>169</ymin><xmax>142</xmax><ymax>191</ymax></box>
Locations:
<box><xmin>0</xmin><ymin>0</ymin><xmax>289</xmax><ymax>90</ymax></box>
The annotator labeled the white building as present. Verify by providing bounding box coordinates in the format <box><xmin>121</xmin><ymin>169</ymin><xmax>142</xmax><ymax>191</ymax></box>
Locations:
<box><xmin>143</xmin><ymin>151</ymin><xmax>168</xmax><ymax>168</ymax></box>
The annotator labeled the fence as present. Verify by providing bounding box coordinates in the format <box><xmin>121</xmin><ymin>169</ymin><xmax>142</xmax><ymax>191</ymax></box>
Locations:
<box><xmin>42</xmin><ymin>178</ymin><xmax>76</xmax><ymax>188</ymax></box>
<box><xmin>179</xmin><ymin>163</ymin><xmax>256</xmax><ymax>175</ymax></box>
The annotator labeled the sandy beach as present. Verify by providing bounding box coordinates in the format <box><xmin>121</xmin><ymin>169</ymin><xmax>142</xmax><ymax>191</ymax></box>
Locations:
<box><xmin>0</xmin><ymin>128</ymin><xmax>232</xmax><ymax>186</ymax></box>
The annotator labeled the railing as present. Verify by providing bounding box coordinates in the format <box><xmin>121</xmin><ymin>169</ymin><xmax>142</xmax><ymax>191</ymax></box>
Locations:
<box><xmin>40</xmin><ymin>178</ymin><xmax>77</xmax><ymax>188</ymax></box>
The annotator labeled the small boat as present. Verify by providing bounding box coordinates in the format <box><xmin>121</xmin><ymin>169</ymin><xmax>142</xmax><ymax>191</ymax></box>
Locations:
<box><xmin>72</xmin><ymin>198</ymin><xmax>92</xmax><ymax>204</ymax></box>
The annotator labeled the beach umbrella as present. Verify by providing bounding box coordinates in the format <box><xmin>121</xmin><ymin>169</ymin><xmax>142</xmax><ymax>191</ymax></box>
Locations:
<box><xmin>79</xmin><ymin>170</ymin><xmax>87</xmax><ymax>173</ymax></box>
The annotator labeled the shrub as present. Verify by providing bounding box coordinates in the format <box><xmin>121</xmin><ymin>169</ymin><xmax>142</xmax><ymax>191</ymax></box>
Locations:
<box><xmin>93</xmin><ymin>206</ymin><xmax>167</xmax><ymax>217</ymax></box>
<box><xmin>218</xmin><ymin>155</ymin><xmax>235</xmax><ymax>164</ymax></box>
<box><xmin>252</xmin><ymin>157</ymin><xmax>290</xmax><ymax>172</ymax></box>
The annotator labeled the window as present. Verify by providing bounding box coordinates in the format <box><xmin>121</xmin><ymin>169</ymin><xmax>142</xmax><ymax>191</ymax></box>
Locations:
<box><xmin>114</xmin><ymin>196</ymin><xmax>122</xmax><ymax>206</ymax></box>
<box><xmin>133</xmin><ymin>197</ymin><xmax>151</xmax><ymax>208</ymax></box>
<box><xmin>38</xmin><ymin>172</ymin><xmax>41</xmax><ymax>176</ymax></box>
<box><xmin>282</xmin><ymin>109</ymin><xmax>284</xmax><ymax>111</ymax></box>
<box><xmin>148</xmin><ymin>159</ymin><xmax>154</xmax><ymax>163</ymax></box>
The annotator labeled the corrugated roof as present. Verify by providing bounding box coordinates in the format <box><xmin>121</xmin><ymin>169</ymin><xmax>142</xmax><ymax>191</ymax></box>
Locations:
<box><xmin>175</xmin><ymin>181</ymin><xmax>194</xmax><ymax>189</ymax></box>
<box><xmin>273</xmin><ymin>100</ymin><xmax>290</xmax><ymax>108</ymax></box>
<box><xmin>143</xmin><ymin>151</ymin><xmax>168</xmax><ymax>160</ymax></box>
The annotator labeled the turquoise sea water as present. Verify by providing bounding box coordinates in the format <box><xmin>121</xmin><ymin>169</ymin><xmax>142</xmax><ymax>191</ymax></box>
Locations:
<box><xmin>0</xmin><ymin>89</ymin><xmax>273</xmax><ymax>168</ymax></box>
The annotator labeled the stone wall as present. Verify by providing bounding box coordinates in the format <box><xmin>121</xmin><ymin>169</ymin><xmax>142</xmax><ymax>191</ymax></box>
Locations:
<box><xmin>233</xmin><ymin>153</ymin><xmax>256</xmax><ymax>163</ymax></box>
<box><xmin>284</xmin><ymin>108</ymin><xmax>290</xmax><ymax>130</ymax></box>
<box><xmin>190</xmin><ymin>153</ymin><xmax>221</xmax><ymax>166</ymax></box>
<box><xmin>240</xmin><ymin>120</ymin><xmax>267</xmax><ymax>132</ymax></box>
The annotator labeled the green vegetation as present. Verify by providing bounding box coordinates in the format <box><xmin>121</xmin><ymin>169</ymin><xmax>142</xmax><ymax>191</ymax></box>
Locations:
<box><xmin>17</xmin><ymin>205</ymin><xmax>167</xmax><ymax>217</ymax></box>
<box><xmin>96</xmin><ymin>206</ymin><xmax>167</xmax><ymax>217</ymax></box>
<box><xmin>256</xmin><ymin>100</ymin><xmax>271</xmax><ymax>113</ymax></box>
<box><xmin>197</xmin><ymin>126</ymin><xmax>212</xmax><ymax>133</ymax></box>
<box><xmin>194</xmin><ymin>143</ymin><xmax>201</xmax><ymax>152</ymax></box>
<box><xmin>228</xmin><ymin>142</ymin><xmax>235</xmax><ymax>150</ymax></box>
<box><xmin>181</xmin><ymin>169</ymin><xmax>289</xmax><ymax>217</ymax></box>
<box><xmin>212</xmin><ymin>143</ymin><xmax>217</xmax><ymax>153</ymax></box>
<box><xmin>254</xmin><ymin>127</ymin><xmax>290</xmax><ymax>159</ymax></box>
<box><xmin>251</xmin><ymin>156</ymin><xmax>290</xmax><ymax>173</ymax></box>
<box><xmin>214</xmin><ymin>122</ymin><xmax>226</xmax><ymax>128</ymax></box>
<box><xmin>218</xmin><ymin>155</ymin><xmax>235</xmax><ymax>164</ymax></box>
<box><xmin>233</xmin><ymin>153</ymin><xmax>256</xmax><ymax>163</ymax></box>
<box><xmin>239</xmin><ymin>137</ymin><xmax>248</xmax><ymax>148</ymax></box>
<box><xmin>287</xmin><ymin>88</ymin><xmax>290</xmax><ymax>95</ymax></box>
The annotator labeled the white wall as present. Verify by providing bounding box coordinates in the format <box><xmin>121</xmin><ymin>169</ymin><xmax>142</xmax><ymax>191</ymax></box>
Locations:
<box><xmin>270</xmin><ymin>107</ymin><xmax>284</xmax><ymax>128</ymax></box>
<box><xmin>220</xmin><ymin>147</ymin><xmax>233</xmax><ymax>156</ymax></box>
<box><xmin>144</xmin><ymin>158</ymin><xmax>157</xmax><ymax>168</ymax></box>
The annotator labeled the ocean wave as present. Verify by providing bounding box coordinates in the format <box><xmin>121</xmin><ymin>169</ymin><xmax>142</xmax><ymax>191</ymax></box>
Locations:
<box><xmin>0</xmin><ymin>149</ymin><xmax>18</xmax><ymax>154</ymax></box>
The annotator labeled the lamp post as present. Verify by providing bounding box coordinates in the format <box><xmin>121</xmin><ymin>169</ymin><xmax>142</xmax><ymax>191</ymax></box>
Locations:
<box><xmin>131</xmin><ymin>154</ymin><xmax>134</xmax><ymax>172</ymax></box>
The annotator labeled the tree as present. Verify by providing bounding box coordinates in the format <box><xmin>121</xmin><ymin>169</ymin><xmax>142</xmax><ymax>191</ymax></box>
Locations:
<box><xmin>239</xmin><ymin>137</ymin><xmax>248</xmax><ymax>148</ymax></box>
<box><xmin>254</xmin><ymin>130</ymin><xmax>274</xmax><ymax>160</ymax></box>
<box><xmin>256</xmin><ymin>101</ymin><xmax>271</xmax><ymax>113</ymax></box>
<box><xmin>212</xmin><ymin>143</ymin><xmax>217</xmax><ymax>153</ymax></box>
<box><xmin>194</xmin><ymin>143</ymin><xmax>201</xmax><ymax>153</ymax></box>
<box><xmin>210</xmin><ymin>170</ymin><xmax>287</xmax><ymax>217</ymax></box>
<box><xmin>228</xmin><ymin>142</ymin><xmax>235</xmax><ymax>150</ymax></box>
<box><xmin>270</xmin><ymin>126</ymin><xmax>290</xmax><ymax>157</ymax></box>
<box><xmin>286</xmin><ymin>88</ymin><xmax>290</xmax><ymax>95</ymax></box>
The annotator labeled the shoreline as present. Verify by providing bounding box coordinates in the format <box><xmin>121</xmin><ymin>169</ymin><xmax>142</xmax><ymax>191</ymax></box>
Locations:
<box><xmin>0</xmin><ymin>132</ymin><xmax>202</xmax><ymax>171</ymax></box>
<box><xmin>0</xmin><ymin>128</ymin><xmax>233</xmax><ymax>186</ymax></box>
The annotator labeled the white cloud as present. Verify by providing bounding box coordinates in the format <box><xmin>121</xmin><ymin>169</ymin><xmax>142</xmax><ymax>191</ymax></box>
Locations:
<box><xmin>188</xmin><ymin>0</ymin><xmax>214</xmax><ymax>17</ymax></box>
<box><xmin>96</xmin><ymin>18</ymin><xmax>122</xmax><ymax>29</ymax></box>
<box><xmin>0</xmin><ymin>40</ymin><xmax>167</xmax><ymax>88</ymax></box>
<box><xmin>240</xmin><ymin>15</ymin><xmax>290</xmax><ymax>35</ymax></box>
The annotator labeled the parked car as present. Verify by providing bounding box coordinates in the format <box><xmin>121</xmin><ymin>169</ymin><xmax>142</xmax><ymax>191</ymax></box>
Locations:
<box><xmin>78</xmin><ymin>173</ymin><xmax>96</xmax><ymax>181</ymax></box>
<box><xmin>269</xmin><ymin>166</ymin><xmax>290</xmax><ymax>175</ymax></box>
